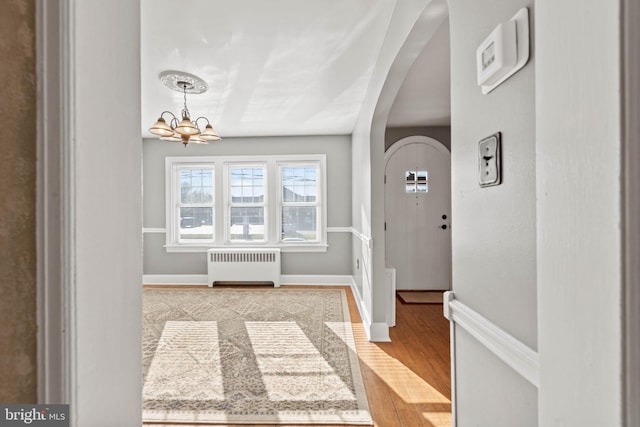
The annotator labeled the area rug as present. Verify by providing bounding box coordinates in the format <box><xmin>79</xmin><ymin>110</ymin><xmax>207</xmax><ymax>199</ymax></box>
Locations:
<box><xmin>142</xmin><ymin>288</ymin><xmax>372</xmax><ymax>425</ymax></box>
<box><xmin>396</xmin><ymin>290</ymin><xmax>445</xmax><ymax>304</ymax></box>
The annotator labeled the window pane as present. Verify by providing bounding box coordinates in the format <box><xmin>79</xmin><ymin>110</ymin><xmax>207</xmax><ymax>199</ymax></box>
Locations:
<box><xmin>282</xmin><ymin>166</ymin><xmax>317</xmax><ymax>203</ymax></box>
<box><xmin>230</xmin><ymin>167</ymin><xmax>265</xmax><ymax>203</ymax></box>
<box><xmin>281</xmin><ymin>206</ymin><xmax>317</xmax><ymax>241</ymax></box>
<box><xmin>413</xmin><ymin>170</ymin><xmax>428</xmax><ymax>193</ymax></box>
<box><xmin>405</xmin><ymin>171</ymin><xmax>416</xmax><ymax>183</ymax></box>
<box><xmin>180</xmin><ymin>169</ymin><xmax>213</xmax><ymax>204</ymax></box>
<box><xmin>229</xmin><ymin>207</ymin><xmax>265</xmax><ymax>241</ymax></box>
<box><xmin>179</xmin><ymin>207</ymin><xmax>213</xmax><ymax>241</ymax></box>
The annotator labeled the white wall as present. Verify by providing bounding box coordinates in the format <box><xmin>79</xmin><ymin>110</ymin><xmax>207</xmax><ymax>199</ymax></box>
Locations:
<box><xmin>536</xmin><ymin>0</ymin><xmax>623</xmax><ymax>424</ymax></box>
<box><xmin>448</xmin><ymin>0</ymin><xmax>537</xmax><ymax>424</ymax></box>
<box><xmin>71</xmin><ymin>0</ymin><xmax>142</xmax><ymax>424</ymax></box>
<box><xmin>142</xmin><ymin>135</ymin><xmax>352</xmax><ymax>276</ymax></box>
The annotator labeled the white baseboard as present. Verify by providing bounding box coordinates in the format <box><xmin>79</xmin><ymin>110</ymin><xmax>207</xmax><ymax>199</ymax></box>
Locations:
<box><xmin>280</xmin><ymin>275</ymin><xmax>353</xmax><ymax>286</ymax></box>
<box><xmin>368</xmin><ymin>322</ymin><xmax>391</xmax><ymax>342</ymax></box>
<box><xmin>348</xmin><ymin>278</ymin><xmax>390</xmax><ymax>342</ymax></box>
<box><xmin>385</xmin><ymin>268</ymin><xmax>396</xmax><ymax>327</ymax></box>
<box><xmin>143</xmin><ymin>274</ymin><xmax>208</xmax><ymax>285</ymax></box>
<box><xmin>350</xmin><ymin>278</ymin><xmax>369</xmax><ymax>325</ymax></box>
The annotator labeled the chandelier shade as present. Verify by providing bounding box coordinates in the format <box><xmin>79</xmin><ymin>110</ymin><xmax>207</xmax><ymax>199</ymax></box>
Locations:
<box><xmin>175</xmin><ymin>116</ymin><xmax>200</xmax><ymax>136</ymax></box>
<box><xmin>188</xmin><ymin>135</ymin><xmax>210</xmax><ymax>144</ymax></box>
<box><xmin>149</xmin><ymin>117</ymin><xmax>174</xmax><ymax>137</ymax></box>
<box><xmin>148</xmin><ymin>71</ymin><xmax>221</xmax><ymax>147</ymax></box>
<box><xmin>200</xmin><ymin>124</ymin><xmax>221</xmax><ymax>141</ymax></box>
<box><xmin>159</xmin><ymin>131</ymin><xmax>182</xmax><ymax>142</ymax></box>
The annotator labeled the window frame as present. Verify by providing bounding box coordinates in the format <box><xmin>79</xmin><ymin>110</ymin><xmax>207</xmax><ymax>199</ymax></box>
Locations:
<box><xmin>277</xmin><ymin>161</ymin><xmax>323</xmax><ymax>245</ymax></box>
<box><xmin>166</xmin><ymin>161</ymin><xmax>216</xmax><ymax>247</ymax></box>
<box><xmin>164</xmin><ymin>154</ymin><xmax>327</xmax><ymax>252</ymax></box>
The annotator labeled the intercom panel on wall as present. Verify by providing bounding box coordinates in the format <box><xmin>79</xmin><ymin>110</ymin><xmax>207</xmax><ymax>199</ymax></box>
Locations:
<box><xmin>476</xmin><ymin>8</ymin><xmax>530</xmax><ymax>94</ymax></box>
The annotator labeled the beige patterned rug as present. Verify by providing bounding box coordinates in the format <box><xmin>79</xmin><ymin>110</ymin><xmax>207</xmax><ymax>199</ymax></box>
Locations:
<box><xmin>143</xmin><ymin>288</ymin><xmax>372</xmax><ymax>425</ymax></box>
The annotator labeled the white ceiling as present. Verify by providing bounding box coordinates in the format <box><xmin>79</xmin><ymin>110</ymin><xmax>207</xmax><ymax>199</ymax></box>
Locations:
<box><xmin>141</xmin><ymin>0</ymin><xmax>451</xmax><ymax>138</ymax></box>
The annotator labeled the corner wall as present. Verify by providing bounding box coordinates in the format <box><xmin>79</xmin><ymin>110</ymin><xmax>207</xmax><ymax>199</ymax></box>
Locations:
<box><xmin>0</xmin><ymin>0</ymin><xmax>37</xmax><ymax>403</ymax></box>
<box><xmin>448</xmin><ymin>0</ymin><xmax>537</xmax><ymax>425</ymax></box>
<box><xmin>536</xmin><ymin>0</ymin><xmax>623</xmax><ymax>424</ymax></box>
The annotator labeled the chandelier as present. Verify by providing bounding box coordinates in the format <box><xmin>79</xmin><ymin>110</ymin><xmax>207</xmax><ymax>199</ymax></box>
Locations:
<box><xmin>149</xmin><ymin>71</ymin><xmax>221</xmax><ymax>146</ymax></box>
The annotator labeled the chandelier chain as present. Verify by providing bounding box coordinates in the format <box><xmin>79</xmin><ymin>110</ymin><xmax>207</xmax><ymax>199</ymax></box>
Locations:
<box><xmin>181</xmin><ymin>84</ymin><xmax>190</xmax><ymax>119</ymax></box>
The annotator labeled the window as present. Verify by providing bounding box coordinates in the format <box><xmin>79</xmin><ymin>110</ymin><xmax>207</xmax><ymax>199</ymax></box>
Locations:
<box><xmin>165</xmin><ymin>155</ymin><xmax>326</xmax><ymax>252</ymax></box>
<box><xmin>168</xmin><ymin>164</ymin><xmax>215</xmax><ymax>244</ymax></box>
<box><xmin>405</xmin><ymin>170</ymin><xmax>428</xmax><ymax>193</ymax></box>
<box><xmin>228</xmin><ymin>165</ymin><xmax>266</xmax><ymax>242</ymax></box>
<box><xmin>280</xmin><ymin>164</ymin><xmax>320</xmax><ymax>242</ymax></box>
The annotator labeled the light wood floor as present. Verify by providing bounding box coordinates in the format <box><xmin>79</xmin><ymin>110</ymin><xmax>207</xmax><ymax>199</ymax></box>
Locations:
<box><xmin>143</xmin><ymin>285</ymin><xmax>452</xmax><ymax>427</ymax></box>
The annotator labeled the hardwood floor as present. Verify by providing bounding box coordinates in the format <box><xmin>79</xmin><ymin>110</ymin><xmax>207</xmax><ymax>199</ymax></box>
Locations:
<box><xmin>345</xmin><ymin>287</ymin><xmax>451</xmax><ymax>427</ymax></box>
<box><xmin>143</xmin><ymin>285</ymin><xmax>452</xmax><ymax>427</ymax></box>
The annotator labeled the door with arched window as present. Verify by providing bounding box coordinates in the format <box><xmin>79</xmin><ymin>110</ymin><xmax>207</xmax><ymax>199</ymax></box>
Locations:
<box><xmin>385</xmin><ymin>136</ymin><xmax>452</xmax><ymax>290</ymax></box>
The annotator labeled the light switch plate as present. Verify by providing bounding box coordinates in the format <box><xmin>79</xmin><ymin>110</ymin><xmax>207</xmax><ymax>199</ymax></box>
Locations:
<box><xmin>479</xmin><ymin>132</ymin><xmax>501</xmax><ymax>187</ymax></box>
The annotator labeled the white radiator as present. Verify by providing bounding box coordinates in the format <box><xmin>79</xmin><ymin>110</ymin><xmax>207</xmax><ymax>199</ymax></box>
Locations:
<box><xmin>207</xmin><ymin>248</ymin><xmax>281</xmax><ymax>288</ymax></box>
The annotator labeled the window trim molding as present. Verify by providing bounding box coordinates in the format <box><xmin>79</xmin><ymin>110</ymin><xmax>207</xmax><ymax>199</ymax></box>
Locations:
<box><xmin>165</xmin><ymin>154</ymin><xmax>328</xmax><ymax>252</ymax></box>
<box><xmin>276</xmin><ymin>159</ymin><xmax>326</xmax><ymax>245</ymax></box>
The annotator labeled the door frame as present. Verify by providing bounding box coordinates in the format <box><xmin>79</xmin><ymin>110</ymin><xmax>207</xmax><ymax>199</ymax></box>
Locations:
<box><xmin>383</xmin><ymin>135</ymin><xmax>451</xmax><ymax>307</ymax></box>
<box><xmin>385</xmin><ymin>135</ymin><xmax>451</xmax><ymax>165</ymax></box>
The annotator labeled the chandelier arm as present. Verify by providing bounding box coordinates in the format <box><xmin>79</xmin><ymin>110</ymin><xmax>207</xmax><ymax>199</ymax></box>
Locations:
<box><xmin>159</xmin><ymin>111</ymin><xmax>178</xmax><ymax>122</ymax></box>
<box><xmin>193</xmin><ymin>116</ymin><xmax>211</xmax><ymax>131</ymax></box>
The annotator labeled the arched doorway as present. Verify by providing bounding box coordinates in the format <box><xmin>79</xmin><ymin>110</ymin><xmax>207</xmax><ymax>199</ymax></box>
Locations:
<box><xmin>384</xmin><ymin>136</ymin><xmax>452</xmax><ymax>291</ymax></box>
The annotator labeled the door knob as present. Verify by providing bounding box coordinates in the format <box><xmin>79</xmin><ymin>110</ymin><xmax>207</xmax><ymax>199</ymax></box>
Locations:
<box><xmin>441</xmin><ymin>224</ymin><xmax>448</xmax><ymax>230</ymax></box>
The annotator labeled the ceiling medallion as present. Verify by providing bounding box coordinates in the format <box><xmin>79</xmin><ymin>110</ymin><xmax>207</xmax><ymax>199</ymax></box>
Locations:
<box><xmin>158</xmin><ymin>70</ymin><xmax>208</xmax><ymax>94</ymax></box>
<box><xmin>149</xmin><ymin>71</ymin><xmax>220</xmax><ymax>146</ymax></box>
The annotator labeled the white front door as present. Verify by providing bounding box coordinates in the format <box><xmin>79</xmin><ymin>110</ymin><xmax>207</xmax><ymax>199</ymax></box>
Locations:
<box><xmin>385</xmin><ymin>137</ymin><xmax>451</xmax><ymax>290</ymax></box>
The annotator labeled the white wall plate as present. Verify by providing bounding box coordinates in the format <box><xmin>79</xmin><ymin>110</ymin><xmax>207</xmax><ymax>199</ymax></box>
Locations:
<box><xmin>480</xmin><ymin>8</ymin><xmax>530</xmax><ymax>94</ymax></box>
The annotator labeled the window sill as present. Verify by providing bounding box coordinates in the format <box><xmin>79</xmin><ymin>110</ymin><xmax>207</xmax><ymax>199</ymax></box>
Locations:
<box><xmin>164</xmin><ymin>243</ymin><xmax>329</xmax><ymax>253</ymax></box>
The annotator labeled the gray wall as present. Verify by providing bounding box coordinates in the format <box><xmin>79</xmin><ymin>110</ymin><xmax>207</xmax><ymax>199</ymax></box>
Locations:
<box><xmin>385</xmin><ymin>125</ymin><xmax>451</xmax><ymax>151</ymax></box>
<box><xmin>449</xmin><ymin>0</ymin><xmax>537</xmax><ymax>425</ymax></box>
<box><xmin>143</xmin><ymin>135</ymin><xmax>352</xmax><ymax>275</ymax></box>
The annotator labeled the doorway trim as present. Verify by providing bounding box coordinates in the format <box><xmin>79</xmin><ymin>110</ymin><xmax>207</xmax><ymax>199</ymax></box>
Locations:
<box><xmin>36</xmin><ymin>0</ymin><xmax>72</xmax><ymax>406</ymax></box>
<box><xmin>384</xmin><ymin>135</ymin><xmax>451</xmax><ymax>164</ymax></box>
<box><xmin>36</xmin><ymin>0</ymin><xmax>142</xmax><ymax>425</ymax></box>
